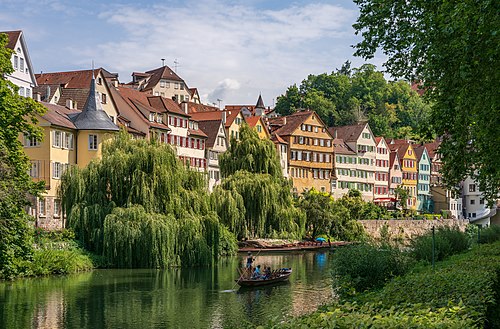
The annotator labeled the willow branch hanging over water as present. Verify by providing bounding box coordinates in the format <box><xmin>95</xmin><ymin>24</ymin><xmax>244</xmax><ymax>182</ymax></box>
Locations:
<box><xmin>217</xmin><ymin>125</ymin><xmax>305</xmax><ymax>239</ymax></box>
<box><xmin>59</xmin><ymin>131</ymin><xmax>237</xmax><ymax>268</ymax></box>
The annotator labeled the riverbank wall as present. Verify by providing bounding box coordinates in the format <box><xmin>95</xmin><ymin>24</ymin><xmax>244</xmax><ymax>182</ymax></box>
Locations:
<box><xmin>359</xmin><ymin>218</ymin><xmax>469</xmax><ymax>241</ymax></box>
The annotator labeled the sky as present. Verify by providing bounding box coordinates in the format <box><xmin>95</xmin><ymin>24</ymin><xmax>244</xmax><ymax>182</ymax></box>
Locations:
<box><xmin>0</xmin><ymin>0</ymin><xmax>386</xmax><ymax>107</ymax></box>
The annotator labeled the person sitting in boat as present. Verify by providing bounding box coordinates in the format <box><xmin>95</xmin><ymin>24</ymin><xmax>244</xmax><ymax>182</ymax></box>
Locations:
<box><xmin>263</xmin><ymin>267</ymin><xmax>272</xmax><ymax>279</ymax></box>
<box><xmin>251</xmin><ymin>265</ymin><xmax>262</xmax><ymax>279</ymax></box>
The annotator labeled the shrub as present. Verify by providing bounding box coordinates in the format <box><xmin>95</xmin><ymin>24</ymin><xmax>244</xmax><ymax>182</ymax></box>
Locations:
<box><xmin>273</xmin><ymin>241</ymin><xmax>500</xmax><ymax>329</ymax></box>
<box><xmin>331</xmin><ymin>243</ymin><xmax>413</xmax><ymax>296</ymax></box>
<box><xmin>478</xmin><ymin>225</ymin><xmax>500</xmax><ymax>244</ymax></box>
<box><xmin>410</xmin><ymin>226</ymin><xmax>469</xmax><ymax>262</ymax></box>
<box><xmin>29</xmin><ymin>248</ymin><xmax>93</xmax><ymax>276</ymax></box>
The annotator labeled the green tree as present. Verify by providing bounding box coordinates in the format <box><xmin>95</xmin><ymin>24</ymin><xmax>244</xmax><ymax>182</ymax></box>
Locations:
<box><xmin>0</xmin><ymin>33</ymin><xmax>46</xmax><ymax>279</ymax></box>
<box><xmin>394</xmin><ymin>186</ymin><xmax>409</xmax><ymax>212</ymax></box>
<box><xmin>298</xmin><ymin>189</ymin><xmax>335</xmax><ymax>237</ymax></box>
<box><xmin>353</xmin><ymin>0</ymin><xmax>500</xmax><ymax>201</ymax></box>
<box><xmin>274</xmin><ymin>84</ymin><xmax>301</xmax><ymax>116</ymax></box>
<box><xmin>218</xmin><ymin>125</ymin><xmax>305</xmax><ymax>239</ymax></box>
<box><xmin>219</xmin><ymin>124</ymin><xmax>282</xmax><ymax>178</ymax></box>
<box><xmin>60</xmin><ymin>132</ymin><xmax>237</xmax><ymax>267</ymax></box>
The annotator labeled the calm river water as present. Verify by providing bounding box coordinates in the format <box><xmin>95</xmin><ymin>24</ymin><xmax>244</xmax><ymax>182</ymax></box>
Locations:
<box><xmin>0</xmin><ymin>251</ymin><xmax>334</xmax><ymax>329</ymax></box>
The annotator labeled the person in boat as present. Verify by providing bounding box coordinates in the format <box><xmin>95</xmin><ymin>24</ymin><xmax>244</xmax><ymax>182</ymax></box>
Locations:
<box><xmin>263</xmin><ymin>267</ymin><xmax>272</xmax><ymax>279</ymax></box>
<box><xmin>246</xmin><ymin>251</ymin><xmax>255</xmax><ymax>269</ymax></box>
<box><xmin>251</xmin><ymin>265</ymin><xmax>262</xmax><ymax>279</ymax></box>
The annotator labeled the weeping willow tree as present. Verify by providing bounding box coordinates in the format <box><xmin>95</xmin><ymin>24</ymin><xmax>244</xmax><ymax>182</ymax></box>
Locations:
<box><xmin>219</xmin><ymin>124</ymin><xmax>283</xmax><ymax>178</ymax></box>
<box><xmin>217</xmin><ymin>125</ymin><xmax>305</xmax><ymax>239</ymax></box>
<box><xmin>59</xmin><ymin>131</ymin><xmax>237</xmax><ymax>268</ymax></box>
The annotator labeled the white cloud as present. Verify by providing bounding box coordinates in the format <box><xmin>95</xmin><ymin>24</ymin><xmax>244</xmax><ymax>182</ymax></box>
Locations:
<box><xmin>76</xmin><ymin>1</ymin><xmax>359</xmax><ymax>105</ymax></box>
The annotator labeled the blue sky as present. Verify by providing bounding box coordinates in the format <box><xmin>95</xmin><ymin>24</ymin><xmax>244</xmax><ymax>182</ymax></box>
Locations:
<box><xmin>0</xmin><ymin>0</ymin><xmax>385</xmax><ymax>106</ymax></box>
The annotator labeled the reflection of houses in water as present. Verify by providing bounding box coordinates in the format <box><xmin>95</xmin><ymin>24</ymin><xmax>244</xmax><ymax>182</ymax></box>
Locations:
<box><xmin>33</xmin><ymin>290</ymin><xmax>65</xmax><ymax>329</ymax></box>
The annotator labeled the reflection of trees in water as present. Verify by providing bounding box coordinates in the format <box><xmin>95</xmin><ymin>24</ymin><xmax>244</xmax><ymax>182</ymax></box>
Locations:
<box><xmin>0</xmin><ymin>252</ymin><xmax>335</xmax><ymax>329</ymax></box>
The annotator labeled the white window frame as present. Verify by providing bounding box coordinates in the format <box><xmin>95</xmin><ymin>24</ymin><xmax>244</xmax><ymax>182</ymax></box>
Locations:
<box><xmin>39</xmin><ymin>198</ymin><xmax>46</xmax><ymax>217</ymax></box>
<box><xmin>88</xmin><ymin>134</ymin><xmax>98</xmax><ymax>150</ymax></box>
<box><xmin>53</xmin><ymin>131</ymin><xmax>62</xmax><ymax>148</ymax></box>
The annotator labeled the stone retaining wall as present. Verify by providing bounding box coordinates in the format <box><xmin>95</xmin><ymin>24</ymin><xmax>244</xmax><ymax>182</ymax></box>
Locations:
<box><xmin>359</xmin><ymin>219</ymin><xmax>469</xmax><ymax>241</ymax></box>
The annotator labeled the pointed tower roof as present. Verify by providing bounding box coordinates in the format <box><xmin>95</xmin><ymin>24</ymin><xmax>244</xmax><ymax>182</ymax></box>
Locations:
<box><xmin>255</xmin><ymin>94</ymin><xmax>265</xmax><ymax>109</ymax></box>
<box><xmin>71</xmin><ymin>75</ymin><xmax>119</xmax><ymax>131</ymax></box>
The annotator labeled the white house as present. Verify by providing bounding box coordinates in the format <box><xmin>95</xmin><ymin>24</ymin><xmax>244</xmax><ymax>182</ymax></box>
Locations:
<box><xmin>2</xmin><ymin>30</ymin><xmax>37</xmax><ymax>97</ymax></box>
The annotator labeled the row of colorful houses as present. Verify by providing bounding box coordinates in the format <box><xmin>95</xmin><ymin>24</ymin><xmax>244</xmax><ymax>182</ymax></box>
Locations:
<box><xmin>3</xmin><ymin>30</ymin><xmax>496</xmax><ymax>230</ymax></box>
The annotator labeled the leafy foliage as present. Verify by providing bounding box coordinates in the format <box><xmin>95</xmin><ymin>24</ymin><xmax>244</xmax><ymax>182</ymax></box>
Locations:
<box><xmin>0</xmin><ymin>33</ymin><xmax>46</xmax><ymax>279</ymax></box>
<box><xmin>217</xmin><ymin>125</ymin><xmax>305</xmax><ymax>239</ymax></box>
<box><xmin>331</xmin><ymin>243</ymin><xmax>413</xmax><ymax>296</ymax></box>
<box><xmin>410</xmin><ymin>226</ymin><xmax>470</xmax><ymax>263</ymax></box>
<box><xmin>274</xmin><ymin>63</ymin><xmax>433</xmax><ymax>140</ymax></box>
<box><xmin>60</xmin><ymin>132</ymin><xmax>237</xmax><ymax>267</ymax></box>
<box><xmin>352</xmin><ymin>0</ymin><xmax>500</xmax><ymax>201</ymax></box>
<box><xmin>272</xmin><ymin>241</ymin><xmax>500</xmax><ymax>328</ymax></box>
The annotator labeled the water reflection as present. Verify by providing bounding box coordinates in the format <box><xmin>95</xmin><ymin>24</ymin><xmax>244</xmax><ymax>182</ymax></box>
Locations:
<box><xmin>0</xmin><ymin>252</ymin><xmax>334</xmax><ymax>329</ymax></box>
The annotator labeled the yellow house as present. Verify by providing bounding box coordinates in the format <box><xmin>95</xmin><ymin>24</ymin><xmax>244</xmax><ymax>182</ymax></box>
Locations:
<box><xmin>268</xmin><ymin>110</ymin><xmax>335</xmax><ymax>194</ymax></box>
<box><xmin>23</xmin><ymin>77</ymin><xmax>119</xmax><ymax>229</ymax></box>
<box><xmin>389</xmin><ymin>140</ymin><xmax>418</xmax><ymax>209</ymax></box>
<box><xmin>244</xmin><ymin>115</ymin><xmax>270</xmax><ymax>139</ymax></box>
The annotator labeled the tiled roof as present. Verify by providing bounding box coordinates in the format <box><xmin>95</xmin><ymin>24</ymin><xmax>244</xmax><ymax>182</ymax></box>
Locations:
<box><xmin>33</xmin><ymin>84</ymin><xmax>60</xmax><ymax>102</ymax></box>
<box><xmin>2</xmin><ymin>30</ymin><xmax>21</xmax><ymax>50</ymax></box>
<box><xmin>188</xmin><ymin>128</ymin><xmax>208</xmax><ymax>138</ymax></box>
<box><xmin>36</xmin><ymin>69</ymin><xmax>103</xmax><ymax>89</ymax></box>
<box><xmin>413</xmin><ymin>144</ymin><xmax>427</xmax><ymax>161</ymax></box>
<box><xmin>190</xmin><ymin>111</ymin><xmax>223</xmax><ymax>121</ymax></box>
<box><xmin>187</xmin><ymin>102</ymin><xmax>218</xmax><ymax>114</ymax></box>
<box><xmin>40</xmin><ymin>102</ymin><xmax>79</xmax><ymax>129</ymax></box>
<box><xmin>271</xmin><ymin>111</ymin><xmax>313</xmax><ymax>136</ymax></box>
<box><xmin>147</xmin><ymin>96</ymin><xmax>189</xmax><ymax>117</ymax></box>
<box><xmin>244</xmin><ymin>115</ymin><xmax>261</xmax><ymax>128</ymax></box>
<box><xmin>140</xmin><ymin>66</ymin><xmax>184</xmax><ymax>91</ymax></box>
<box><xmin>333</xmin><ymin>138</ymin><xmax>356</xmax><ymax>155</ymax></box>
<box><xmin>389</xmin><ymin>142</ymin><xmax>411</xmax><ymax>161</ymax></box>
<box><xmin>329</xmin><ymin>123</ymin><xmax>366</xmax><ymax>142</ymax></box>
<box><xmin>58</xmin><ymin>89</ymin><xmax>89</xmax><ymax>110</ymax></box>
<box><xmin>271</xmin><ymin>133</ymin><xmax>288</xmax><ymax>145</ymax></box>
<box><xmin>389</xmin><ymin>151</ymin><xmax>401</xmax><ymax>168</ymax></box>
<box><xmin>424</xmin><ymin>140</ymin><xmax>441</xmax><ymax>158</ymax></box>
<box><xmin>198</xmin><ymin>120</ymin><xmax>223</xmax><ymax>148</ymax></box>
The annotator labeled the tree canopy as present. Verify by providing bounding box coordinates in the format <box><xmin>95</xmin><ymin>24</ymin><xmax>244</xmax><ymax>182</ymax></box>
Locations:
<box><xmin>60</xmin><ymin>132</ymin><xmax>237</xmax><ymax>267</ymax></box>
<box><xmin>274</xmin><ymin>63</ymin><xmax>433</xmax><ymax>141</ymax></box>
<box><xmin>353</xmin><ymin>0</ymin><xmax>500</xmax><ymax>200</ymax></box>
<box><xmin>0</xmin><ymin>33</ymin><xmax>46</xmax><ymax>279</ymax></box>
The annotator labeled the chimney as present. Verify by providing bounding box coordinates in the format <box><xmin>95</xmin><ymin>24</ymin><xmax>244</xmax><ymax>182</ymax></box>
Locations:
<box><xmin>181</xmin><ymin>102</ymin><xmax>188</xmax><ymax>114</ymax></box>
<box><xmin>334</xmin><ymin>130</ymin><xmax>337</xmax><ymax>139</ymax></box>
<box><xmin>283</xmin><ymin>117</ymin><xmax>286</xmax><ymax>125</ymax></box>
<box><xmin>34</xmin><ymin>92</ymin><xmax>41</xmax><ymax>102</ymax></box>
<box><xmin>66</xmin><ymin>99</ymin><xmax>73</xmax><ymax>109</ymax></box>
<box><xmin>222</xmin><ymin>111</ymin><xmax>226</xmax><ymax>124</ymax></box>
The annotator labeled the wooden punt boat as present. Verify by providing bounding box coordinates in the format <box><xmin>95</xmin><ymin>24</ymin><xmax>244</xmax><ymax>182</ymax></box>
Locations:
<box><xmin>235</xmin><ymin>268</ymin><xmax>292</xmax><ymax>287</ymax></box>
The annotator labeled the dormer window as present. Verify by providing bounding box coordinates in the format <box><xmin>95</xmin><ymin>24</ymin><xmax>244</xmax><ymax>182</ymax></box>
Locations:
<box><xmin>149</xmin><ymin>113</ymin><xmax>155</xmax><ymax>122</ymax></box>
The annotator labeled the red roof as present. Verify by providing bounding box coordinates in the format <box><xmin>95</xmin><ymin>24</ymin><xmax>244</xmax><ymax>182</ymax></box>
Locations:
<box><xmin>271</xmin><ymin>133</ymin><xmax>288</xmax><ymax>145</ymax></box>
<box><xmin>244</xmin><ymin>115</ymin><xmax>261</xmax><ymax>128</ymax></box>
<box><xmin>329</xmin><ymin>123</ymin><xmax>367</xmax><ymax>142</ymax></box>
<box><xmin>198</xmin><ymin>120</ymin><xmax>223</xmax><ymax>148</ymax></box>
<box><xmin>2</xmin><ymin>30</ymin><xmax>21</xmax><ymax>50</ymax></box>
<box><xmin>270</xmin><ymin>111</ymin><xmax>313</xmax><ymax>136</ymax></box>
<box><xmin>40</xmin><ymin>102</ymin><xmax>80</xmax><ymax>129</ymax></box>
<box><xmin>138</xmin><ymin>66</ymin><xmax>184</xmax><ymax>91</ymax></box>
<box><xmin>333</xmin><ymin>138</ymin><xmax>356</xmax><ymax>155</ymax></box>
<box><xmin>424</xmin><ymin>140</ymin><xmax>441</xmax><ymax>158</ymax></box>
<box><xmin>36</xmin><ymin>69</ymin><xmax>103</xmax><ymax>89</ymax></box>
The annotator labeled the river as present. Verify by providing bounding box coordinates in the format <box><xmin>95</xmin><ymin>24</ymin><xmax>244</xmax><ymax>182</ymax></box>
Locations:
<box><xmin>0</xmin><ymin>251</ymin><xmax>334</xmax><ymax>329</ymax></box>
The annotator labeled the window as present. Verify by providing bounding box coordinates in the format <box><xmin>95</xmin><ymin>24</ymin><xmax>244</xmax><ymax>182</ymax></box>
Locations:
<box><xmin>480</xmin><ymin>198</ymin><xmax>485</xmax><ymax>205</ymax></box>
<box><xmin>257</xmin><ymin>125</ymin><xmax>262</xmax><ymax>132</ymax></box>
<box><xmin>26</xmin><ymin>88</ymin><xmax>31</xmax><ymax>98</ymax></box>
<box><xmin>14</xmin><ymin>55</ymin><xmax>18</xmax><ymax>69</ymax></box>
<box><xmin>38</xmin><ymin>198</ymin><xmax>45</xmax><ymax>216</ymax></box>
<box><xmin>53</xmin><ymin>131</ymin><xmax>62</xmax><ymax>148</ymax></box>
<box><xmin>174</xmin><ymin>83</ymin><xmax>179</xmax><ymax>89</ymax></box>
<box><xmin>53</xmin><ymin>162</ymin><xmax>63</xmax><ymax>179</ymax></box>
<box><xmin>160</xmin><ymin>80</ymin><xmax>166</xmax><ymax>88</ymax></box>
<box><xmin>149</xmin><ymin>113</ymin><xmax>155</xmax><ymax>122</ymax></box>
<box><xmin>54</xmin><ymin>200</ymin><xmax>61</xmax><ymax>217</ymax></box>
<box><xmin>154</xmin><ymin>91</ymin><xmax>160</xmax><ymax>96</ymax></box>
<box><xmin>470</xmin><ymin>199</ymin><xmax>475</xmax><ymax>205</ymax></box>
<box><xmin>64</xmin><ymin>132</ymin><xmax>74</xmax><ymax>149</ymax></box>
<box><xmin>88</xmin><ymin>134</ymin><xmax>98</xmax><ymax>150</ymax></box>
<box><xmin>469</xmin><ymin>184</ymin><xmax>476</xmax><ymax>192</ymax></box>
<box><xmin>29</xmin><ymin>161</ymin><xmax>39</xmax><ymax>178</ymax></box>
<box><xmin>20</xmin><ymin>58</ymin><xmax>24</xmax><ymax>72</ymax></box>
<box><xmin>24</xmin><ymin>134</ymin><xmax>40</xmax><ymax>147</ymax></box>
<box><xmin>19</xmin><ymin>87</ymin><xmax>24</xmax><ymax>96</ymax></box>
<box><xmin>101</xmin><ymin>93</ymin><xmax>107</xmax><ymax>104</ymax></box>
